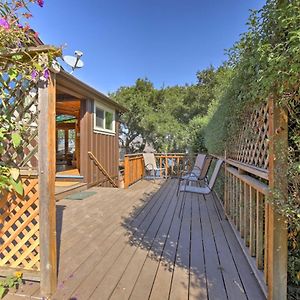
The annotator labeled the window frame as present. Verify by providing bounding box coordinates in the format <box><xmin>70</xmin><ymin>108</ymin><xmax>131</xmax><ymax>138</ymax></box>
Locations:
<box><xmin>93</xmin><ymin>100</ymin><xmax>116</xmax><ymax>135</ymax></box>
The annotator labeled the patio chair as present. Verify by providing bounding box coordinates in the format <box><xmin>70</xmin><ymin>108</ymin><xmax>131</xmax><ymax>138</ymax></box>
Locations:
<box><xmin>176</xmin><ymin>155</ymin><xmax>212</xmax><ymax>196</ymax></box>
<box><xmin>179</xmin><ymin>159</ymin><xmax>224</xmax><ymax>195</ymax></box>
<box><xmin>178</xmin><ymin>159</ymin><xmax>224</xmax><ymax>217</ymax></box>
<box><xmin>143</xmin><ymin>153</ymin><xmax>165</xmax><ymax>179</ymax></box>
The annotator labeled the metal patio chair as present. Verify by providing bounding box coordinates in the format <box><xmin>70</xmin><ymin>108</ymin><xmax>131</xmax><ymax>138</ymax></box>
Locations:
<box><xmin>143</xmin><ymin>153</ymin><xmax>165</xmax><ymax>180</ymax></box>
<box><xmin>178</xmin><ymin>159</ymin><xmax>224</xmax><ymax>217</ymax></box>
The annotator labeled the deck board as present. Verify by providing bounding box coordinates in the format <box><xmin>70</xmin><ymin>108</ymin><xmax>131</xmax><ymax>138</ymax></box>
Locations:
<box><xmin>8</xmin><ymin>179</ymin><xmax>265</xmax><ymax>300</ymax></box>
<box><xmin>189</xmin><ymin>194</ymin><xmax>208</xmax><ymax>299</ymax></box>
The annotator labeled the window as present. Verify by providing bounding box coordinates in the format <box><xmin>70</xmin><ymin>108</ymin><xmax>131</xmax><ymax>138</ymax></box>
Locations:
<box><xmin>94</xmin><ymin>101</ymin><xmax>115</xmax><ymax>134</ymax></box>
<box><xmin>96</xmin><ymin>107</ymin><xmax>104</xmax><ymax>128</ymax></box>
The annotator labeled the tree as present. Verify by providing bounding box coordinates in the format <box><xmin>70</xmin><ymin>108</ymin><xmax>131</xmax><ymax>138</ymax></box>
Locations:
<box><xmin>110</xmin><ymin>78</ymin><xmax>156</xmax><ymax>153</ymax></box>
<box><xmin>111</xmin><ymin>66</ymin><xmax>221</xmax><ymax>154</ymax></box>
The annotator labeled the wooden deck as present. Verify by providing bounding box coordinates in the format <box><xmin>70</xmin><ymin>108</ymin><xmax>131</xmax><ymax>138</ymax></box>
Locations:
<box><xmin>7</xmin><ymin>179</ymin><xmax>265</xmax><ymax>300</ymax></box>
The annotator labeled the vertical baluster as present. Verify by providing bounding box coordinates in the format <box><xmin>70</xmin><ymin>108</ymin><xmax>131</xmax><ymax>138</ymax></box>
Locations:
<box><xmin>159</xmin><ymin>156</ymin><xmax>162</xmax><ymax>177</ymax></box>
<box><xmin>264</xmin><ymin>201</ymin><xmax>269</xmax><ymax>282</ymax></box>
<box><xmin>232</xmin><ymin>174</ymin><xmax>235</xmax><ymax>221</ymax></box>
<box><xmin>256</xmin><ymin>191</ymin><xmax>264</xmax><ymax>269</ymax></box>
<box><xmin>229</xmin><ymin>174</ymin><xmax>233</xmax><ymax>221</ymax></box>
<box><xmin>233</xmin><ymin>176</ymin><xmax>237</xmax><ymax>225</ymax></box>
<box><xmin>224</xmin><ymin>168</ymin><xmax>228</xmax><ymax>215</ymax></box>
<box><xmin>165</xmin><ymin>155</ymin><xmax>168</xmax><ymax>177</ymax></box>
<box><xmin>236</xmin><ymin>177</ymin><xmax>240</xmax><ymax>230</ymax></box>
<box><xmin>244</xmin><ymin>182</ymin><xmax>250</xmax><ymax>247</ymax></box>
<box><xmin>239</xmin><ymin>178</ymin><xmax>244</xmax><ymax>237</ymax></box>
<box><xmin>249</xmin><ymin>186</ymin><xmax>256</xmax><ymax>256</ymax></box>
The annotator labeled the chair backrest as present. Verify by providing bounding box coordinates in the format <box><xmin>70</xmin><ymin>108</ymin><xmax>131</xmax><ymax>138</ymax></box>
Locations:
<box><xmin>143</xmin><ymin>153</ymin><xmax>157</xmax><ymax>171</ymax></box>
<box><xmin>199</xmin><ymin>156</ymin><xmax>212</xmax><ymax>179</ymax></box>
<box><xmin>208</xmin><ymin>159</ymin><xmax>224</xmax><ymax>190</ymax></box>
<box><xmin>194</xmin><ymin>154</ymin><xmax>206</xmax><ymax>170</ymax></box>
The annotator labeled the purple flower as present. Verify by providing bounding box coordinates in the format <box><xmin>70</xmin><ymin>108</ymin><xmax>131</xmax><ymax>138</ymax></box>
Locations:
<box><xmin>37</xmin><ymin>0</ymin><xmax>44</xmax><ymax>7</ymax></box>
<box><xmin>31</xmin><ymin>70</ymin><xmax>38</xmax><ymax>80</ymax></box>
<box><xmin>43</xmin><ymin>69</ymin><xmax>50</xmax><ymax>80</ymax></box>
<box><xmin>0</xmin><ymin>18</ymin><xmax>9</xmax><ymax>30</ymax></box>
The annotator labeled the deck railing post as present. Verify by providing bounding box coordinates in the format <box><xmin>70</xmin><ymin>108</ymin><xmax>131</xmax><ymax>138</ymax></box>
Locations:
<box><xmin>267</xmin><ymin>97</ymin><xmax>288</xmax><ymax>300</ymax></box>
<box><xmin>124</xmin><ymin>155</ymin><xmax>130</xmax><ymax>188</ymax></box>
<box><xmin>38</xmin><ymin>71</ymin><xmax>57</xmax><ymax>297</ymax></box>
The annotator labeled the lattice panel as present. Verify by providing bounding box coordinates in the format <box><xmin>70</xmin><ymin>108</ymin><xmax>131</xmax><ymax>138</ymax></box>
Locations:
<box><xmin>228</xmin><ymin>103</ymin><xmax>269</xmax><ymax>170</ymax></box>
<box><xmin>0</xmin><ymin>178</ymin><xmax>40</xmax><ymax>271</ymax></box>
<box><xmin>0</xmin><ymin>77</ymin><xmax>39</xmax><ymax>169</ymax></box>
<box><xmin>0</xmin><ymin>70</ymin><xmax>40</xmax><ymax>275</ymax></box>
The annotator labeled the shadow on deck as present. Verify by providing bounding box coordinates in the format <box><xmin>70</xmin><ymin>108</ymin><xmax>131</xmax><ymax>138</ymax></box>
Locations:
<box><xmin>7</xmin><ymin>179</ymin><xmax>265</xmax><ymax>300</ymax></box>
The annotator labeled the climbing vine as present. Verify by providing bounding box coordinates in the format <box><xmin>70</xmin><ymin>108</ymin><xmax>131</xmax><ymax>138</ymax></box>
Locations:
<box><xmin>203</xmin><ymin>0</ymin><xmax>300</xmax><ymax>287</ymax></box>
<box><xmin>0</xmin><ymin>0</ymin><xmax>60</xmax><ymax>195</ymax></box>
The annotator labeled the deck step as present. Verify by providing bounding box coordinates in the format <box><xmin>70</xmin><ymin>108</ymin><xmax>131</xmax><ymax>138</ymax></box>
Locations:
<box><xmin>55</xmin><ymin>183</ymin><xmax>88</xmax><ymax>201</ymax></box>
<box><xmin>55</xmin><ymin>175</ymin><xmax>85</xmax><ymax>182</ymax></box>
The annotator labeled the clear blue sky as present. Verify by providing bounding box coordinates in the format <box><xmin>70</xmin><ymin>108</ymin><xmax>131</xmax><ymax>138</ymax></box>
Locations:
<box><xmin>30</xmin><ymin>0</ymin><xmax>265</xmax><ymax>94</ymax></box>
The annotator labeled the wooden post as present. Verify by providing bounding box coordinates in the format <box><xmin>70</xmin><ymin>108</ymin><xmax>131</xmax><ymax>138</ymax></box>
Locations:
<box><xmin>38</xmin><ymin>72</ymin><xmax>57</xmax><ymax>297</ymax></box>
<box><xmin>124</xmin><ymin>155</ymin><xmax>130</xmax><ymax>188</ymax></box>
<box><xmin>267</xmin><ymin>97</ymin><xmax>288</xmax><ymax>300</ymax></box>
<box><xmin>75</xmin><ymin>121</ymin><xmax>80</xmax><ymax>170</ymax></box>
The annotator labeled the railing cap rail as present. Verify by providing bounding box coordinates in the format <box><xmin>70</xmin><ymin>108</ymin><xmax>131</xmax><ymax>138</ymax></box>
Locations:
<box><xmin>210</xmin><ymin>154</ymin><xmax>268</xmax><ymax>180</ymax></box>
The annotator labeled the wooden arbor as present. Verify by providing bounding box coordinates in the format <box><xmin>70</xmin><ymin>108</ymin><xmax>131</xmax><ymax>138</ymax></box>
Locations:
<box><xmin>224</xmin><ymin>99</ymin><xmax>288</xmax><ymax>300</ymax></box>
<box><xmin>0</xmin><ymin>49</ymin><xmax>57</xmax><ymax>297</ymax></box>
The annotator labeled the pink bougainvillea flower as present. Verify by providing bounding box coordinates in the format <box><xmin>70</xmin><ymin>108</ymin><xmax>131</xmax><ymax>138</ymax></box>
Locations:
<box><xmin>43</xmin><ymin>69</ymin><xmax>50</xmax><ymax>80</ymax></box>
<box><xmin>0</xmin><ymin>18</ymin><xmax>10</xmax><ymax>30</ymax></box>
<box><xmin>31</xmin><ymin>70</ymin><xmax>38</xmax><ymax>80</ymax></box>
<box><xmin>37</xmin><ymin>0</ymin><xmax>44</xmax><ymax>7</ymax></box>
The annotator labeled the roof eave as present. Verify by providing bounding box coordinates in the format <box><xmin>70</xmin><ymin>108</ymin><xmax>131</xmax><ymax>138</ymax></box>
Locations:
<box><xmin>56</xmin><ymin>70</ymin><xmax>127</xmax><ymax>112</ymax></box>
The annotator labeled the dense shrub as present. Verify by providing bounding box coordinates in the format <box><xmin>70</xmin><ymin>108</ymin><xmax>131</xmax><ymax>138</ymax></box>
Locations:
<box><xmin>202</xmin><ymin>0</ymin><xmax>300</xmax><ymax>288</ymax></box>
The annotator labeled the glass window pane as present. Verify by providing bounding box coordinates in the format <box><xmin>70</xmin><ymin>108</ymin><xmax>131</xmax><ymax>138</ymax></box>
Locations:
<box><xmin>96</xmin><ymin>107</ymin><xmax>104</xmax><ymax>128</ymax></box>
<box><xmin>57</xmin><ymin>129</ymin><xmax>65</xmax><ymax>152</ymax></box>
<box><xmin>68</xmin><ymin>129</ymin><xmax>75</xmax><ymax>153</ymax></box>
<box><xmin>105</xmin><ymin>111</ymin><xmax>113</xmax><ymax>130</ymax></box>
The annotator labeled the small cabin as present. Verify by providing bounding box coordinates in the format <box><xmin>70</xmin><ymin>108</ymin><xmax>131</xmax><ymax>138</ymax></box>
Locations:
<box><xmin>54</xmin><ymin>70</ymin><xmax>126</xmax><ymax>195</ymax></box>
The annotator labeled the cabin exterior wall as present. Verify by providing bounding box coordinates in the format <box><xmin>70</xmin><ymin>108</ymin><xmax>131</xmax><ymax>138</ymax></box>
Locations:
<box><xmin>80</xmin><ymin>99</ymin><xmax>119</xmax><ymax>187</ymax></box>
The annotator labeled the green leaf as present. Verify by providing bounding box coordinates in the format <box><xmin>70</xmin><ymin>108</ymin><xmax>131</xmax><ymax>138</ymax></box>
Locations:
<box><xmin>8</xmin><ymin>68</ymin><xmax>18</xmax><ymax>81</ymax></box>
<box><xmin>11</xmin><ymin>54</ymin><xmax>23</xmax><ymax>61</ymax></box>
<box><xmin>12</xmin><ymin>132</ymin><xmax>21</xmax><ymax>148</ymax></box>
<box><xmin>0</xmin><ymin>286</ymin><xmax>6</xmax><ymax>299</ymax></box>
<box><xmin>10</xmin><ymin>179</ymin><xmax>23</xmax><ymax>196</ymax></box>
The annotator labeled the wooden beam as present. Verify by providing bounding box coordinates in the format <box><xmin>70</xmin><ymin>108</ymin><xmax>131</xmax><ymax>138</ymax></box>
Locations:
<box><xmin>267</xmin><ymin>97</ymin><xmax>288</xmax><ymax>300</ymax></box>
<box><xmin>38</xmin><ymin>72</ymin><xmax>57</xmax><ymax>297</ymax></box>
<box><xmin>56</xmin><ymin>123</ymin><xmax>76</xmax><ymax>130</ymax></box>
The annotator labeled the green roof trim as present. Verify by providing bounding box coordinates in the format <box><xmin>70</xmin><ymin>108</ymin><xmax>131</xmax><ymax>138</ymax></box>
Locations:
<box><xmin>56</xmin><ymin>115</ymin><xmax>76</xmax><ymax>123</ymax></box>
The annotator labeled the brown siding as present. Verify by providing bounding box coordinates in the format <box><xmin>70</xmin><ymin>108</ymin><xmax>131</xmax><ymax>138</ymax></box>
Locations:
<box><xmin>83</xmin><ymin>100</ymin><xmax>119</xmax><ymax>187</ymax></box>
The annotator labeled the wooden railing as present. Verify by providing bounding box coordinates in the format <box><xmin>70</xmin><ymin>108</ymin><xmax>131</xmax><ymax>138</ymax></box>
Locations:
<box><xmin>220</xmin><ymin>99</ymin><xmax>288</xmax><ymax>300</ymax></box>
<box><xmin>123</xmin><ymin>154</ymin><xmax>145</xmax><ymax>188</ymax></box>
<box><xmin>123</xmin><ymin>153</ymin><xmax>193</xmax><ymax>188</ymax></box>
<box><xmin>221</xmin><ymin>158</ymin><xmax>269</xmax><ymax>295</ymax></box>
<box><xmin>211</xmin><ymin>152</ymin><xmax>286</xmax><ymax>300</ymax></box>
